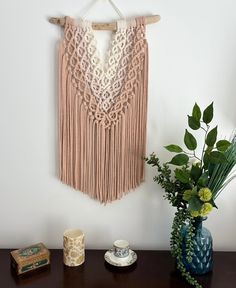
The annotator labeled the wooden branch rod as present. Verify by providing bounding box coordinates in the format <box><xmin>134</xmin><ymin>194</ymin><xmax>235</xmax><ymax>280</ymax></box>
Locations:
<box><xmin>49</xmin><ymin>15</ymin><xmax>160</xmax><ymax>30</ymax></box>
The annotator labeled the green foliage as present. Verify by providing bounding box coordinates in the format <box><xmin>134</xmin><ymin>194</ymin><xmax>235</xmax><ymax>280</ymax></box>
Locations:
<box><xmin>205</xmin><ymin>126</ymin><xmax>217</xmax><ymax>146</ymax></box>
<box><xmin>208</xmin><ymin>135</ymin><xmax>236</xmax><ymax>198</ymax></box>
<box><xmin>203</xmin><ymin>102</ymin><xmax>213</xmax><ymax>124</ymax></box>
<box><xmin>145</xmin><ymin>102</ymin><xmax>236</xmax><ymax>288</ymax></box>
<box><xmin>175</xmin><ymin>169</ymin><xmax>190</xmax><ymax>184</ymax></box>
<box><xmin>188</xmin><ymin>196</ymin><xmax>203</xmax><ymax>211</ymax></box>
<box><xmin>190</xmin><ymin>165</ymin><xmax>202</xmax><ymax>182</ymax></box>
<box><xmin>159</xmin><ymin>103</ymin><xmax>231</xmax><ymax>173</ymax></box>
<box><xmin>208</xmin><ymin>151</ymin><xmax>227</xmax><ymax>164</ymax></box>
<box><xmin>216</xmin><ymin>140</ymin><xmax>231</xmax><ymax>152</ymax></box>
<box><xmin>145</xmin><ymin>153</ymin><xmax>189</xmax><ymax>208</ymax></box>
<box><xmin>192</xmin><ymin>103</ymin><xmax>201</xmax><ymax>122</ymax></box>
<box><xmin>188</xmin><ymin>116</ymin><xmax>200</xmax><ymax>130</ymax></box>
<box><xmin>188</xmin><ymin>103</ymin><xmax>201</xmax><ymax>130</ymax></box>
<box><xmin>165</xmin><ymin>144</ymin><xmax>183</xmax><ymax>153</ymax></box>
<box><xmin>184</xmin><ymin>130</ymin><xmax>197</xmax><ymax>150</ymax></box>
<box><xmin>203</xmin><ymin>152</ymin><xmax>210</xmax><ymax>168</ymax></box>
<box><xmin>169</xmin><ymin>154</ymin><xmax>189</xmax><ymax>166</ymax></box>
<box><xmin>197</xmin><ymin>172</ymin><xmax>209</xmax><ymax>187</ymax></box>
<box><xmin>171</xmin><ymin>210</ymin><xmax>202</xmax><ymax>288</ymax></box>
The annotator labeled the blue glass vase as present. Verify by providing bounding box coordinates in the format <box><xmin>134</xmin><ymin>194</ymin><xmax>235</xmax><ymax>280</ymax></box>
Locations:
<box><xmin>181</xmin><ymin>217</ymin><xmax>213</xmax><ymax>275</ymax></box>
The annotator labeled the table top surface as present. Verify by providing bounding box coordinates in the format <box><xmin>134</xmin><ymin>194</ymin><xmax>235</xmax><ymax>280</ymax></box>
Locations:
<box><xmin>0</xmin><ymin>249</ymin><xmax>235</xmax><ymax>288</ymax></box>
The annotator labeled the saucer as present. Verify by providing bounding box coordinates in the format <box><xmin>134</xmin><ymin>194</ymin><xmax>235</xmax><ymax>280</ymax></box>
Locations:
<box><xmin>104</xmin><ymin>250</ymin><xmax>137</xmax><ymax>267</ymax></box>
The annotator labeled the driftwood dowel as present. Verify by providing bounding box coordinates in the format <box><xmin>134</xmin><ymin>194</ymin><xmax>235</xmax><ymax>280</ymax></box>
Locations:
<box><xmin>49</xmin><ymin>15</ymin><xmax>161</xmax><ymax>30</ymax></box>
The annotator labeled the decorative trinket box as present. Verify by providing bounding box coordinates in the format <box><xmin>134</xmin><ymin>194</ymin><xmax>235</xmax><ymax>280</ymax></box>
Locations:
<box><xmin>10</xmin><ymin>243</ymin><xmax>50</xmax><ymax>275</ymax></box>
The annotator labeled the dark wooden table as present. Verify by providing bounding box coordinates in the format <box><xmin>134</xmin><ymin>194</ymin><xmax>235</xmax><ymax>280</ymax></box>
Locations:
<box><xmin>0</xmin><ymin>249</ymin><xmax>235</xmax><ymax>288</ymax></box>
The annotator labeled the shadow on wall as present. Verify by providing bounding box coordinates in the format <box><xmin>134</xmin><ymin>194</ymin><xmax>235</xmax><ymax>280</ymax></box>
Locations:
<box><xmin>53</xmin><ymin>41</ymin><xmax>61</xmax><ymax>179</ymax></box>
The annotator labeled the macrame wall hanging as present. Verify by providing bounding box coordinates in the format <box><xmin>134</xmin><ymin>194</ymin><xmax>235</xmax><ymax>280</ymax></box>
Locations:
<box><xmin>50</xmin><ymin>0</ymin><xmax>160</xmax><ymax>203</ymax></box>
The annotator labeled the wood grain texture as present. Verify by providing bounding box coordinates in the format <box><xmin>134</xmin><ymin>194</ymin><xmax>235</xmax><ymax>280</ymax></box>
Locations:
<box><xmin>0</xmin><ymin>249</ymin><xmax>235</xmax><ymax>288</ymax></box>
<box><xmin>49</xmin><ymin>15</ymin><xmax>160</xmax><ymax>30</ymax></box>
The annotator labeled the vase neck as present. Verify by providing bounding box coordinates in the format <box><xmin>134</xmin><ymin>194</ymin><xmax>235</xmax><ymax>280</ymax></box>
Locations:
<box><xmin>193</xmin><ymin>216</ymin><xmax>207</xmax><ymax>230</ymax></box>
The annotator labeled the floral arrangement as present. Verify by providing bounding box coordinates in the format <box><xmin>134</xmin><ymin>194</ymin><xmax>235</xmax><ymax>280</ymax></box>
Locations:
<box><xmin>145</xmin><ymin>103</ymin><xmax>236</xmax><ymax>287</ymax></box>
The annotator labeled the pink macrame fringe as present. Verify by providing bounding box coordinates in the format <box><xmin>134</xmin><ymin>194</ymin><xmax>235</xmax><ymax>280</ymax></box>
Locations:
<box><xmin>58</xmin><ymin>18</ymin><xmax>148</xmax><ymax>203</ymax></box>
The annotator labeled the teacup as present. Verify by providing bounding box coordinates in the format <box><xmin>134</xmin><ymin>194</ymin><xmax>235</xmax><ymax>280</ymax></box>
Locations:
<box><xmin>113</xmin><ymin>240</ymin><xmax>130</xmax><ymax>258</ymax></box>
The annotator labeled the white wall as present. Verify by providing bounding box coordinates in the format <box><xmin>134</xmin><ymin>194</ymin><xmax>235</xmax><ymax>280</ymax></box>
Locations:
<box><xmin>0</xmin><ymin>0</ymin><xmax>235</xmax><ymax>250</ymax></box>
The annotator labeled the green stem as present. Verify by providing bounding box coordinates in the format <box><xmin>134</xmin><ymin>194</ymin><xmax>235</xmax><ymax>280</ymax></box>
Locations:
<box><xmin>184</xmin><ymin>150</ymin><xmax>201</xmax><ymax>162</ymax></box>
<box><xmin>183</xmin><ymin>150</ymin><xmax>194</xmax><ymax>156</ymax></box>
<box><xmin>200</xmin><ymin>126</ymin><xmax>207</xmax><ymax>132</ymax></box>
<box><xmin>193</xmin><ymin>151</ymin><xmax>201</xmax><ymax>162</ymax></box>
<box><xmin>201</xmin><ymin>124</ymin><xmax>210</xmax><ymax>168</ymax></box>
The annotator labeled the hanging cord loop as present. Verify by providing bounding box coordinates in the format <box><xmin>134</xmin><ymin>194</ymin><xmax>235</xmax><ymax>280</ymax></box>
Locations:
<box><xmin>81</xmin><ymin>0</ymin><xmax>124</xmax><ymax>19</ymax></box>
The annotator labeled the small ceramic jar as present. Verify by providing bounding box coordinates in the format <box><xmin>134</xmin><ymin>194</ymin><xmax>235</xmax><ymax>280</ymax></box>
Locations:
<box><xmin>63</xmin><ymin>229</ymin><xmax>85</xmax><ymax>267</ymax></box>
